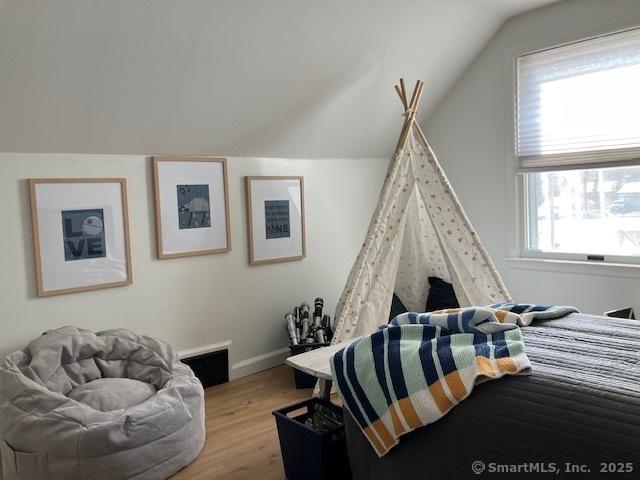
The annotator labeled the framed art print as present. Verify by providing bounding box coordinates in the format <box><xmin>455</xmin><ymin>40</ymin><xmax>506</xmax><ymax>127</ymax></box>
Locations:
<box><xmin>153</xmin><ymin>156</ymin><xmax>231</xmax><ymax>258</ymax></box>
<box><xmin>29</xmin><ymin>178</ymin><xmax>132</xmax><ymax>297</ymax></box>
<box><xmin>245</xmin><ymin>176</ymin><xmax>305</xmax><ymax>265</ymax></box>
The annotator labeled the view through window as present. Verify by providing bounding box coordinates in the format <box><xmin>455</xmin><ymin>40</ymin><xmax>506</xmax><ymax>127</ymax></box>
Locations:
<box><xmin>526</xmin><ymin>165</ymin><xmax>640</xmax><ymax>258</ymax></box>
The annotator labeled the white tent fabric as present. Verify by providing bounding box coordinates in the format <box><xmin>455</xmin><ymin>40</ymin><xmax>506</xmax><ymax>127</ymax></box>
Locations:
<box><xmin>331</xmin><ymin>80</ymin><xmax>511</xmax><ymax>344</ymax></box>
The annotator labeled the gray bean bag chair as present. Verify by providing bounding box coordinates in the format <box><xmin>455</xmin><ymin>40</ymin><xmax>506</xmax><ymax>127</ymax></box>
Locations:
<box><xmin>0</xmin><ymin>326</ymin><xmax>205</xmax><ymax>480</ymax></box>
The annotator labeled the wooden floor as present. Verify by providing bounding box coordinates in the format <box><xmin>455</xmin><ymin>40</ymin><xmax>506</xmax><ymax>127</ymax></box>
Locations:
<box><xmin>0</xmin><ymin>366</ymin><xmax>312</xmax><ymax>480</ymax></box>
<box><xmin>172</xmin><ymin>365</ymin><xmax>312</xmax><ymax>480</ymax></box>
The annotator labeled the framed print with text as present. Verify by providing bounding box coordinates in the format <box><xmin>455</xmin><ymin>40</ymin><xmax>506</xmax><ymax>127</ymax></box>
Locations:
<box><xmin>245</xmin><ymin>176</ymin><xmax>305</xmax><ymax>265</ymax></box>
<box><xmin>153</xmin><ymin>156</ymin><xmax>231</xmax><ymax>258</ymax></box>
<box><xmin>29</xmin><ymin>178</ymin><xmax>132</xmax><ymax>297</ymax></box>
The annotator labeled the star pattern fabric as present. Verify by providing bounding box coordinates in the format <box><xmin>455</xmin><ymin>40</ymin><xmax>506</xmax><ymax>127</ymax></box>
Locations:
<box><xmin>333</xmin><ymin>127</ymin><xmax>511</xmax><ymax>342</ymax></box>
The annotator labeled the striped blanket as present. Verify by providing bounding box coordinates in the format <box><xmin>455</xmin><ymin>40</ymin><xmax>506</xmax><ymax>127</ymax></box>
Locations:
<box><xmin>330</xmin><ymin>303</ymin><xmax>578</xmax><ymax>457</ymax></box>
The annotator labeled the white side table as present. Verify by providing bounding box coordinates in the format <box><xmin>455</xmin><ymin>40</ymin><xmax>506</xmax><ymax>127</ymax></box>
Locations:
<box><xmin>285</xmin><ymin>337</ymin><xmax>361</xmax><ymax>400</ymax></box>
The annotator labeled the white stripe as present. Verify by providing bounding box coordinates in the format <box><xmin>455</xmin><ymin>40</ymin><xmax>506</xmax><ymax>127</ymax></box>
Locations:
<box><xmin>340</xmin><ymin>345</ymin><xmax>386</xmax><ymax>449</ymax></box>
<box><xmin>457</xmin><ymin>310</ymin><xmax>465</xmax><ymax>332</ymax></box>
<box><xmin>430</xmin><ymin>334</ymin><xmax>456</xmax><ymax>404</ymax></box>
<box><xmin>487</xmin><ymin>333</ymin><xmax>499</xmax><ymax>373</ymax></box>
<box><xmin>382</xmin><ymin>328</ymin><xmax>411</xmax><ymax>432</ymax></box>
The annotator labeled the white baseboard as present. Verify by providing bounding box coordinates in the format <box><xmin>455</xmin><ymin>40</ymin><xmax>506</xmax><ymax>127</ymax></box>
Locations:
<box><xmin>230</xmin><ymin>347</ymin><xmax>290</xmax><ymax>380</ymax></box>
<box><xmin>178</xmin><ymin>340</ymin><xmax>232</xmax><ymax>360</ymax></box>
<box><xmin>178</xmin><ymin>341</ymin><xmax>289</xmax><ymax>380</ymax></box>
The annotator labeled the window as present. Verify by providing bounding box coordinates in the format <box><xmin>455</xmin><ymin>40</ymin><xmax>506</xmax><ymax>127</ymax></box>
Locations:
<box><xmin>516</xmin><ymin>28</ymin><xmax>640</xmax><ymax>263</ymax></box>
<box><xmin>525</xmin><ymin>165</ymin><xmax>640</xmax><ymax>259</ymax></box>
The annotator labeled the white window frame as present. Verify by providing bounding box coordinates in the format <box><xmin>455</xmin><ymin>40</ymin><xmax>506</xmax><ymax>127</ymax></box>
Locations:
<box><xmin>518</xmin><ymin>170</ymin><xmax>640</xmax><ymax>266</ymax></box>
<box><xmin>504</xmin><ymin>15</ymin><xmax>640</xmax><ymax>276</ymax></box>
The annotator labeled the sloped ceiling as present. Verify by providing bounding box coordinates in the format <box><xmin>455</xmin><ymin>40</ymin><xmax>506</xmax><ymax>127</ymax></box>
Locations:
<box><xmin>0</xmin><ymin>0</ymin><xmax>559</xmax><ymax>158</ymax></box>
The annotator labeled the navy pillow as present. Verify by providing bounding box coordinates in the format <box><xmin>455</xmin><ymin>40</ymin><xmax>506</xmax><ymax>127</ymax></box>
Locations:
<box><xmin>425</xmin><ymin>276</ymin><xmax>459</xmax><ymax>312</ymax></box>
<box><xmin>389</xmin><ymin>293</ymin><xmax>408</xmax><ymax>322</ymax></box>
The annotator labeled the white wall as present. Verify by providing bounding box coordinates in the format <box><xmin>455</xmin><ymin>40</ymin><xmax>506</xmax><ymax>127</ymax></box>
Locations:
<box><xmin>0</xmin><ymin>0</ymin><xmax>538</xmax><ymax>158</ymax></box>
<box><xmin>425</xmin><ymin>0</ymin><xmax>640</xmax><ymax>315</ymax></box>
<box><xmin>0</xmin><ymin>1</ymin><xmax>556</xmax><ymax>376</ymax></box>
<box><xmin>0</xmin><ymin>154</ymin><xmax>388</xmax><ymax>374</ymax></box>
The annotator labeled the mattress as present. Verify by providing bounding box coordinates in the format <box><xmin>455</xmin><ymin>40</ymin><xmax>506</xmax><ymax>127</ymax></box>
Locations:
<box><xmin>344</xmin><ymin>313</ymin><xmax>640</xmax><ymax>479</ymax></box>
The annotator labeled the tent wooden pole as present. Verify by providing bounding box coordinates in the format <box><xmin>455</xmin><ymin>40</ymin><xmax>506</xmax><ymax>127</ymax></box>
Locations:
<box><xmin>395</xmin><ymin>79</ymin><xmax>423</xmax><ymax>152</ymax></box>
<box><xmin>394</xmin><ymin>84</ymin><xmax>408</xmax><ymax>110</ymax></box>
<box><xmin>395</xmin><ymin>118</ymin><xmax>413</xmax><ymax>152</ymax></box>
<box><xmin>395</xmin><ymin>111</ymin><xmax>417</xmax><ymax>152</ymax></box>
<box><xmin>399</xmin><ymin>78</ymin><xmax>408</xmax><ymax>109</ymax></box>
<box><xmin>407</xmin><ymin>80</ymin><xmax>420</xmax><ymax>112</ymax></box>
<box><xmin>412</xmin><ymin>81</ymin><xmax>425</xmax><ymax>111</ymax></box>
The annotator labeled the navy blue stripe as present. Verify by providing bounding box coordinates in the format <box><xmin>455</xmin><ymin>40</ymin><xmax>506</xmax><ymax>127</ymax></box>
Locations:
<box><xmin>509</xmin><ymin>304</ymin><xmax>529</xmax><ymax>314</ymax></box>
<box><xmin>421</xmin><ymin>325</ymin><xmax>440</xmax><ymax>342</ymax></box>
<box><xmin>436</xmin><ymin>335</ymin><xmax>457</xmax><ymax>376</ymax></box>
<box><xmin>473</xmin><ymin>333</ymin><xmax>490</xmax><ymax>357</ymax></box>
<box><xmin>421</xmin><ymin>313</ymin><xmax>435</xmax><ymax>326</ymax></box>
<box><xmin>530</xmin><ymin>305</ymin><xmax>550</xmax><ymax>311</ymax></box>
<box><xmin>418</xmin><ymin>326</ymin><xmax>440</xmax><ymax>385</ymax></box>
<box><xmin>386</xmin><ymin>326</ymin><xmax>408</xmax><ymax>399</ymax></box>
<box><xmin>332</xmin><ymin>349</ymin><xmax>368</xmax><ymax>427</ymax></box>
<box><xmin>410</xmin><ymin>313</ymin><xmax>426</xmax><ymax>325</ymax></box>
<box><xmin>490</xmin><ymin>331</ymin><xmax>510</xmax><ymax>358</ymax></box>
<box><xmin>370</xmin><ymin>330</ymin><xmax>393</xmax><ymax>405</ymax></box>
<box><xmin>447</xmin><ymin>313</ymin><xmax>459</xmax><ymax>331</ymax></box>
<box><xmin>344</xmin><ymin>342</ymin><xmax>380</xmax><ymax>423</ymax></box>
<box><xmin>460</xmin><ymin>309</ymin><xmax>475</xmax><ymax>332</ymax></box>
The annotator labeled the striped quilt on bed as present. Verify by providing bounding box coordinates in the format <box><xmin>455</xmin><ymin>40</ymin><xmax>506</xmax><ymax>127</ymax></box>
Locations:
<box><xmin>330</xmin><ymin>303</ymin><xmax>578</xmax><ymax>457</ymax></box>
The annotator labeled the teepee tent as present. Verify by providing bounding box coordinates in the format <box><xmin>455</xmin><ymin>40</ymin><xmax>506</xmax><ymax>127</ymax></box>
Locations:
<box><xmin>331</xmin><ymin>79</ymin><xmax>511</xmax><ymax>344</ymax></box>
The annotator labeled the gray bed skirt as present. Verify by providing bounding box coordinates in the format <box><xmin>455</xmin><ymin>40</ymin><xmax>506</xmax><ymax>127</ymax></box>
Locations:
<box><xmin>344</xmin><ymin>313</ymin><xmax>640</xmax><ymax>480</ymax></box>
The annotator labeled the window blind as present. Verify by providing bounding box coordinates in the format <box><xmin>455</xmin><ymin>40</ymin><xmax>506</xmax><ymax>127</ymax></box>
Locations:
<box><xmin>517</xmin><ymin>28</ymin><xmax>640</xmax><ymax>170</ymax></box>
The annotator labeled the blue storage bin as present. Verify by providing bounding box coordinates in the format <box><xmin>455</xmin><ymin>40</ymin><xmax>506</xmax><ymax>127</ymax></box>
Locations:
<box><xmin>273</xmin><ymin>398</ymin><xmax>352</xmax><ymax>480</ymax></box>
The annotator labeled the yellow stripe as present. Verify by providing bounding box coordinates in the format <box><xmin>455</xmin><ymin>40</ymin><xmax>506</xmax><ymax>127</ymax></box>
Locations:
<box><xmin>444</xmin><ymin>370</ymin><xmax>467</xmax><ymax>401</ymax></box>
<box><xmin>494</xmin><ymin>310</ymin><xmax>509</xmax><ymax>323</ymax></box>
<box><xmin>495</xmin><ymin>356</ymin><xmax>518</xmax><ymax>373</ymax></box>
<box><xmin>388</xmin><ymin>403</ymin><xmax>405</xmax><ymax>436</ymax></box>
<box><xmin>429</xmin><ymin>379</ymin><xmax>453</xmax><ymax>413</ymax></box>
<box><xmin>370</xmin><ymin>418</ymin><xmax>396</xmax><ymax>450</ymax></box>
<box><xmin>363</xmin><ymin>425</ymin><xmax>386</xmax><ymax>455</ymax></box>
<box><xmin>432</xmin><ymin>307</ymin><xmax>463</xmax><ymax>314</ymax></box>
<box><xmin>396</xmin><ymin>397</ymin><xmax>422</xmax><ymax>429</ymax></box>
<box><xmin>476</xmin><ymin>355</ymin><xmax>497</xmax><ymax>378</ymax></box>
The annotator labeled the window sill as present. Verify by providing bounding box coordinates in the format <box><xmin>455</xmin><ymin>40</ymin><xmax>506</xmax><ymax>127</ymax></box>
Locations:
<box><xmin>505</xmin><ymin>256</ymin><xmax>640</xmax><ymax>279</ymax></box>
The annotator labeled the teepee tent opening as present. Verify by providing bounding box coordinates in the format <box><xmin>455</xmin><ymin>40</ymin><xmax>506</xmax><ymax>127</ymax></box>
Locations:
<box><xmin>331</xmin><ymin>79</ymin><xmax>511</xmax><ymax>344</ymax></box>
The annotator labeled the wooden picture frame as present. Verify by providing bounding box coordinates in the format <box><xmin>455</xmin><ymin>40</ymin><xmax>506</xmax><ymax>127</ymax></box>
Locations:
<box><xmin>245</xmin><ymin>176</ymin><xmax>306</xmax><ymax>265</ymax></box>
<box><xmin>153</xmin><ymin>156</ymin><xmax>231</xmax><ymax>259</ymax></box>
<box><xmin>29</xmin><ymin>178</ymin><xmax>133</xmax><ymax>297</ymax></box>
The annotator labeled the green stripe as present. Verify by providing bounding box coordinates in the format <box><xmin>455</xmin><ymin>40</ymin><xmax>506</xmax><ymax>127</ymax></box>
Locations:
<box><xmin>353</xmin><ymin>335</ymin><xmax>391</xmax><ymax>419</ymax></box>
<box><xmin>504</xmin><ymin>328</ymin><xmax>526</xmax><ymax>357</ymax></box>
<box><xmin>398</xmin><ymin>325</ymin><xmax>430</xmax><ymax>397</ymax></box>
<box><xmin>449</xmin><ymin>333</ymin><xmax>475</xmax><ymax>370</ymax></box>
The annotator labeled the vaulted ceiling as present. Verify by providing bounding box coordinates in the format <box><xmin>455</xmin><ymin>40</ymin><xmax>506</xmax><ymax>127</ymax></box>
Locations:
<box><xmin>0</xmin><ymin>0</ymin><xmax>560</xmax><ymax>157</ymax></box>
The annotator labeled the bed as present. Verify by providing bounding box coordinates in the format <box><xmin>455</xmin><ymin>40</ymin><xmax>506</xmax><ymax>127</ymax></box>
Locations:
<box><xmin>344</xmin><ymin>313</ymin><xmax>640</xmax><ymax>479</ymax></box>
